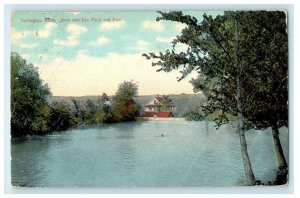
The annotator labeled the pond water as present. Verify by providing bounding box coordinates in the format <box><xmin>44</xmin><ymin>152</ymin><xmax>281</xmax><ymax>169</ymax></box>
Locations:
<box><xmin>11</xmin><ymin>121</ymin><xmax>288</xmax><ymax>187</ymax></box>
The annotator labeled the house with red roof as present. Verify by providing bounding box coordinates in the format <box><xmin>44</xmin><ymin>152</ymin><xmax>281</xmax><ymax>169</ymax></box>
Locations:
<box><xmin>143</xmin><ymin>96</ymin><xmax>175</xmax><ymax>118</ymax></box>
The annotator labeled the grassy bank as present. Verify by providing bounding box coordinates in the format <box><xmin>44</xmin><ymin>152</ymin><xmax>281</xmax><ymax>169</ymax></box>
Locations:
<box><xmin>184</xmin><ymin>110</ymin><xmax>237</xmax><ymax>122</ymax></box>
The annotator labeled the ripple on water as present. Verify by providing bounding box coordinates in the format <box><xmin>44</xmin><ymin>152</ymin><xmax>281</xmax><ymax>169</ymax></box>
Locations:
<box><xmin>11</xmin><ymin>121</ymin><xmax>288</xmax><ymax>187</ymax></box>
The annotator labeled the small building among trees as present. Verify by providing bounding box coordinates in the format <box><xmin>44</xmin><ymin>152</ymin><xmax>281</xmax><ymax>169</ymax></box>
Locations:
<box><xmin>143</xmin><ymin>95</ymin><xmax>175</xmax><ymax>118</ymax></box>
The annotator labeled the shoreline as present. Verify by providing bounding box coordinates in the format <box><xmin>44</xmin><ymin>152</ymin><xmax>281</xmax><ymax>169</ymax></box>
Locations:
<box><xmin>139</xmin><ymin>117</ymin><xmax>186</xmax><ymax>122</ymax></box>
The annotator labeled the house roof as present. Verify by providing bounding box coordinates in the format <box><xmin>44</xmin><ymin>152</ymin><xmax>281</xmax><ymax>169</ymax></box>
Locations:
<box><xmin>146</xmin><ymin>97</ymin><xmax>162</xmax><ymax>106</ymax></box>
<box><xmin>143</xmin><ymin>112</ymin><xmax>173</xmax><ymax>118</ymax></box>
<box><xmin>145</xmin><ymin>96</ymin><xmax>175</xmax><ymax>108</ymax></box>
<box><xmin>155</xmin><ymin>97</ymin><xmax>163</xmax><ymax>102</ymax></box>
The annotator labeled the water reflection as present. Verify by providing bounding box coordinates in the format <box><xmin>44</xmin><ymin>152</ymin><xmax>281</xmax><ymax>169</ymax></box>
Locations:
<box><xmin>110</xmin><ymin>123</ymin><xmax>137</xmax><ymax>185</ymax></box>
<box><xmin>11</xmin><ymin>136</ymin><xmax>52</xmax><ymax>186</ymax></box>
<box><xmin>11</xmin><ymin>121</ymin><xmax>288</xmax><ymax>187</ymax></box>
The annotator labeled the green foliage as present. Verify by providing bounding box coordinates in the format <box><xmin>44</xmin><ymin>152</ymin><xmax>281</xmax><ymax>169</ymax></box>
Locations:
<box><xmin>84</xmin><ymin>99</ymin><xmax>97</xmax><ymax>124</ymax></box>
<box><xmin>206</xmin><ymin>111</ymin><xmax>236</xmax><ymax>122</ymax></box>
<box><xmin>184</xmin><ymin>110</ymin><xmax>236</xmax><ymax>122</ymax></box>
<box><xmin>237</xmin><ymin>12</ymin><xmax>288</xmax><ymax>130</ymax></box>
<box><xmin>143</xmin><ymin>11</ymin><xmax>240</xmax><ymax>127</ymax></box>
<box><xmin>111</xmin><ymin>81</ymin><xmax>141</xmax><ymax>122</ymax></box>
<box><xmin>95</xmin><ymin>107</ymin><xmax>107</xmax><ymax>123</ymax></box>
<box><xmin>71</xmin><ymin>98</ymin><xmax>85</xmax><ymax>124</ymax></box>
<box><xmin>143</xmin><ymin>11</ymin><xmax>288</xmax><ymax>185</ymax></box>
<box><xmin>112</xmin><ymin>99</ymin><xmax>141</xmax><ymax>122</ymax></box>
<box><xmin>183</xmin><ymin>111</ymin><xmax>205</xmax><ymax>121</ymax></box>
<box><xmin>30</xmin><ymin>105</ymin><xmax>51</xmax><ymax>134</ymax></box>
<box><xmin>157</xmin><ymin>95</ymin><xmax>173</xmax><ymax>112</ymax></box>
<box><xmin>11</xmin><ymin>52</ymin><xmax>52</xmax><ymax>137</ymax></box>
<box><xmin>10</xmin><ymin>54</ymin><xmax>142</xmax><ymax>136</ymax></box>
<box><xmin>143</xmin><ymin>11</ymin><xmax>288</xmax><ymax>130</ymax></box>
<box><xmin>96</xmin><ymin>106</ymin><xmax>112</xmax><ymax>123</ymax></box>
<box><xmin>60</xmin><ymin>86</ymin><xmax>141</xmax><ymax>125</ymax></box>
<box><xmin>49</xmin><ymin>102</ymin><xmax>75</xmax><ymax>131</ymax></box>
<box><xmin>114</xmin><ymin>80</ymin><xmax>138</xmax><ymax>99</ymax></box>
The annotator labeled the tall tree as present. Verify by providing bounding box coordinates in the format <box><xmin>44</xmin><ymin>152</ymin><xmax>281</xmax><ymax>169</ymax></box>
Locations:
<box><xmin>11</xmin><ymin>52</ymin><xmax>51</xmax><ymax>137</ymax></box>
<box><xmin>238</xmin><ymin>11</ymin><xmax>288</xmax><ymax>169</ymax></box>
<box><xmin>143</xmin><ymin>11</ymin><xmax>256</xmax><ymax>185</ymax></box>
<box><xmin>143</xmin><ymin>11</ymin><xmax>287</xmax><ymax>185</ymax></box>
<box><xmin>188</xmin><ymin>12</ymin><xmax>288</xmax><ymax>171</ymax></box>
<box><xmin>234</xmin><ymin>13</ymin><xmax>256</xmax><ymax>185</ymax></box>
<box><xmin>111</xmin><ymin>81</ymin><xmax>141</xmax><ymax>122</ymax></box>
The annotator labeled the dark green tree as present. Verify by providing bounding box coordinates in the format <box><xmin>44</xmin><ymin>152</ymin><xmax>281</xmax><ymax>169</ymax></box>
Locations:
<box><xmin>84</xmin><ymin>99</ymin><xmax>97</xmax><ymax>124</ymax></box>
<box><xmin>236</xmin><ymin>11</ymin><xmax>288</xmax><ymax>184</ymax></box>
<box><xmin>71</xmin><ymin>98</ymin><xmax>85</xmax><ymax>125</ymax></box>
<box><xmin>49</xmin><ymin>101</ymin><xmax>74</xmax><ymax>131</ymax></box>
<box><xmin>238</xmin><ymin>11</ymin><xmax>288</xmax><ymax>170</ymax></box>
<box><xmin>188</xmin><ymin>12</ymin><xmax>288</xmax><ymax>172</ymax></box>
<box><xmin>143</xmin><ymin>11</ymin><xmax>287</xmax><ymax>185</ymax></box>
<box><xmin>11</xmin><ymin>52</ymin><xmax>51</xmax><ymax>137</ymax></box>
<box><xmin>111</xmin><ymin>81</ymin><xmax>141</xmax><ymax>122</ymax></box>
<box><xmin>95</xmin><ymin>107</ymin><xmax>107</xmax><ymax>123</ymax></box>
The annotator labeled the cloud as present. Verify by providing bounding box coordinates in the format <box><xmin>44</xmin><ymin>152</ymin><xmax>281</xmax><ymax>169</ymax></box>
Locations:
<box><xmin>54</xmin><ymin>23</ymin><xmax>87</xmax><ymax>46</ymax></box>
<box><xmin>137</xmin><ymin>40</ymin><xmax>149</xmax><ymax>46</ymax></box>
<box><xmin>88</xmin><ymin>37</ymin><xmax>110</xmax><ymax>46</ymax></box>
<box><xmin>37</xmin><ymin>51</ymin><xmax>196</xmax><ymax>96</ymax></box>
<box><xmin>99</xmin><ymin>20</ymin><xmax>125</xmax><ymax>30</ymax></box>
<box><xmin>54</xmin><ymin>36</ymin><xmax>77</xmax><ymax>46</ymax></box>
<box><xmin>155</xmin><ymin>36</ymin><xmax>175</xmax><ymax>43</ymax></box>
<box><xmin>19</xmin><ymin>42</ymin><xmax>39</xmax><ymax>48</ymax></box>
<box><xmin>37</xmin><ymin>53</ymin><xmax>60</xmax><ymax>64</ymax></box>
<box><xmin>174</xmin><ymin>23</ymin><xmax>187</xmax><ymax>32</ymax></box>
<box><xmin>67</xmin><ymin>23</ymin><xmax>87</xmax><ymax>36</ymax></box>
<box><xmin>142</xmin><ymin>21</ymin><xmax>165</xmax><ymax>31</ymax></box>
<box><xmin>36</xmin><ymin>22</ymin><xmax>57</xmax><ymax>38</ymax></box>
<box><xmin>10</xmin><ymin>27</ymin><xmax>31</xmax><ymax>44</ymax></box>
<box><xmin>11</xmin><ymin>23</ymin><xmax>56</xmax><ymax>44</ymax></box>
<box><xmin>127</xmin><ymin>40</ymin><xmax>150</xmax><ymax>53</ymax></box>
<box><xmin>11</xmin><ymin>28</ymin><xmax>40</xmax><ymax>48</ymax></box>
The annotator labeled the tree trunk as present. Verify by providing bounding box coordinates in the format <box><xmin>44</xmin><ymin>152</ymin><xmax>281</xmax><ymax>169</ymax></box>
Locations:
<box><xmin>271</xmin><ymin>126</ymin><xmax>288</xmax><ymax>168</ymax></box>
<box><xmin>237</xmin><ymin>112</ymin><xmax>256</xmax><ymax>185</ymax></box>
<box><xmin>236</xmin><ymin>82</ymin><xmax>256</xmax><ymax>185</ymax></box>
<box><xmin>235</xmin><ymin>14</ymin><xmax>256</xmax><ymax>186</ymax></box>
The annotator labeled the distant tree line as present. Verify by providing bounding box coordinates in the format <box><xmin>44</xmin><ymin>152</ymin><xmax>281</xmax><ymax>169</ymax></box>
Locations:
<box><xmin>11</xmin><ymin>53</ymin><xmax>141</xmax><ymax>137</ymax></box>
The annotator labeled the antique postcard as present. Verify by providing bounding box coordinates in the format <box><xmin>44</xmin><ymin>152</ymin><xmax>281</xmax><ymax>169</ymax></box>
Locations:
<box><xmin>10</xmin><ymin>11</ymin><xmax>288</xmax><ymax>187</ymax></box>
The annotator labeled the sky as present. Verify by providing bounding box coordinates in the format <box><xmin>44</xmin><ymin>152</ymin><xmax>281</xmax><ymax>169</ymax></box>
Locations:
<box><xmin>11</xmin><ymin>11</ymin><xmax>222</xmax><ymax>96</ymax></box>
